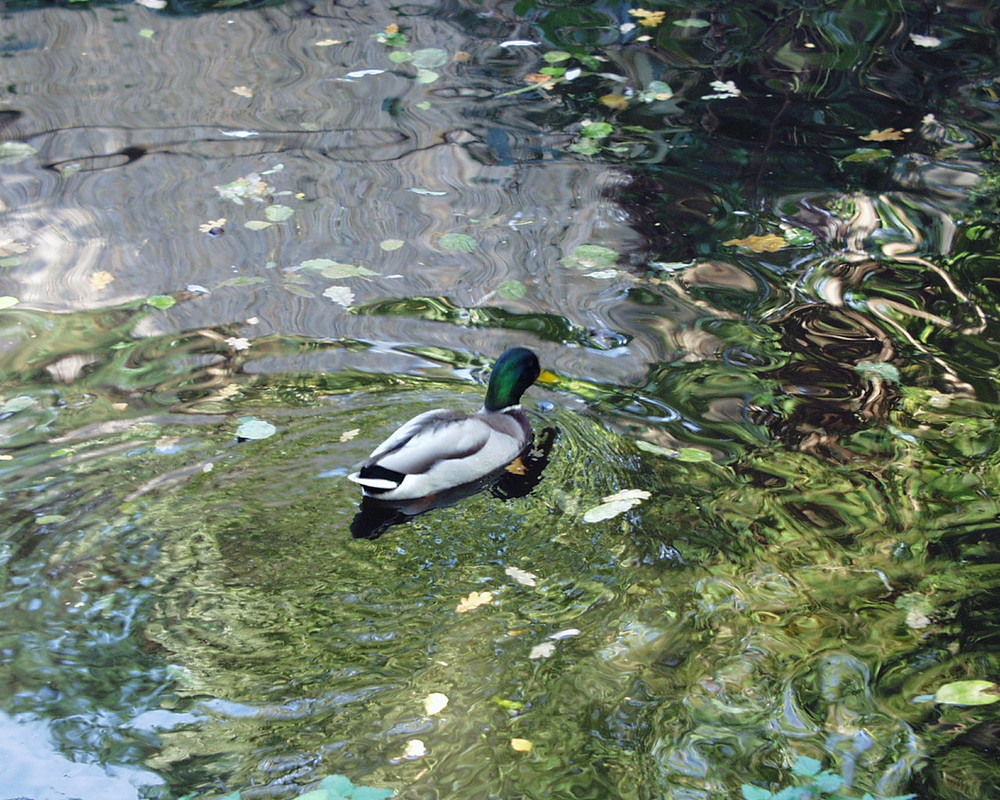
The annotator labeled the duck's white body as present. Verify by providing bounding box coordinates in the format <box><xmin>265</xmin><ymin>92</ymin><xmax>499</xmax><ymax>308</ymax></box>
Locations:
<box><xmin>348</xmin><ymin>405</ymin><xmax>531</xmax><ymax>500</ymax></box>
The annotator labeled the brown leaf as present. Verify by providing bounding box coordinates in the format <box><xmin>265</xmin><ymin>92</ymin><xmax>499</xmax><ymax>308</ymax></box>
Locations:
<box><xmin>723</xmin><ymin>234</ymin><xmax>788</xmax><ymax>253</ymax></box>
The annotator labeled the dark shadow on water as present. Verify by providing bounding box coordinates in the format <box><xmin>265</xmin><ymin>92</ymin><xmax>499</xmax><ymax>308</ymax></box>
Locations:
<box><xmin>350</xmin><ymin>427</ymin><xmax>557</xmax><ymax>540</ymax></box>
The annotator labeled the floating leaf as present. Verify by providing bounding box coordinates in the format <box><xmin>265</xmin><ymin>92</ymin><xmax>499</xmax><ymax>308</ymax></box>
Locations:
<box><xmin>543</xmin><ymin>50</ymin><xmax>572</xmax><ymax>63</ymax></box>
<box><xmin>146</xmin><ymin>295</ymin><xmax>177</xmax><ymax>310</ymax></box>
<box><xmin>235</xmin><ymin>417</ymin><xmax>276</xmax><ymax>440</ymax></box>
<box><xmin>674</xmin><ymin>18</ymin><xmax>710</xmax><ymax>27</ymax></box>
<box><xmin>264</xmin><ymin>204</ymin><xmax>295</xmax><ymax>222</ymax></box>
<box><xmin>562</xmin><ymin>244</ymin><xmax>618</xmax><ymax>269</ymax></box>
<box><xmin>843</xmin><ymin>148</ymin><xmax>892</xmax><ymax>163</ymax></box>
<box><xmin>438</xmin><ymin>233</ymin><xmax>477</xmax><ymax>252</ymax></box>
<box><xmin>723</xmin><ymin>233</ymin><xmax>788</xmax><ymax>253</ymax></box>
<box><xmin>580</xmin><ymin>121</ymin><xmax>613</xmax><ymax>139</ymax></box>
<box><xmin>505</xmin><ymin>566</ymin><xmax>538</xmax><ymax>586</ymax></box>
<box><xmin>244</xmin><ymin>220</ymin><xmax>272</xmax><ymax>230</ymax></box>
<box><xmin>600</xmin><ymin>94</ymin><xmax>629</xmax><ymax>110</ymax></box>
<box><xmin>36</xmin><ymin>514</ymin><xmax>67</xmax><ymax>525</ymax></box>
<box><xmin>322</xmin><ymin>263</ymin><xmax>378</xmax><ymax>279</ymax></box>
<box><xmin>315</xmin><ymin>38</ymin><xmax>343</xmax><ymax>47</ymax></box>
<box><xmin>701</xmin><ymin>79</ymin><xmax>741</xmax><ymax>99</ymax></box>
<box><xmin>344</xmin><ymin>69</ymin><xmax>386</xmax><ymax>79</ymax></box>
<box><xmin>379</xmin><ymin>239</ymin><xmax>405</xmax><ymax>251</ymax></box>
<box><xmin>455</xmin><ymin>590</ymin><xmax>493</xmax><ymax>613</ymax></box>
<box><xmin>910</xmin><ymin>33</ymin><xmax>941</xmax><ymax>47</ymax></box>
<box><xmin>0</xmin><ymin>142</ymin><xmax>37</xmax><ymax>165</ymax></box>
<box><xmin>628</xmin><ymin>8</ymin><xmax>666</xmax><ymax>26</ymax></box>
<box><xmin>855</xmin><ymin>361</ymin><xmax>900</xmax><ymax>383</ymax></box>
<box><xmin>90</xmin><ymin>271</ymin><xmax>115</xmax><ymax>290</ymax></box>
<box><xmin>0</xmin><ymin>257</ymin><xmax>20</xmax><ymax>268</ymax></box>
<box><xmin>231</xmin><ymin>85</ymin><xmax>253</xmax><ymax>98</ymax></box>
<box><xmin>0</xmin><ymin>296</ymin><xmax>18</xmax><ymax>310</ymax></box>
<box><xmin>323</xmin><ymin>286</ymin><xmax>355</xmax><ymax>307</ymax></box>
<box><xmin>138</xmin><ymin>28</ymin><xmax>155</xmax><ymax>39</ymax></box>
<box><xmin>423</xmin><ymin>692</ymin><xmax>449</xmax><ymax>715</ymax></box>
<box><xmin>402</xmin><ymin>739</ymin><xmax>426</xmax><ymax>759</ymax></box>
<box><xmin>676</xmin><ymin>447</ymin><xmax>713</xmax><ymax>462</ymax></box>
<box><xmin>860</xmin><ymin>128</ymin><xmax>905</xmax><ymax>141</ymax></box>
<box><xmin>388</xmin><ymin>50</ymin><xmax>413</xmax><ymax>64</ymax></box>
<box><xmin>225</xmin><ymin>337</ymin><xmax>251</xmax><ymax>351</ymax></box>
<box><xmin>215</xmin><ymin>173</ymin><xmax>269</xmax><ymax>204</ymax></box>
<box><xmin>339</xmin><ymin>428</ymin><xmax>360</xmax><ymax>442</ymax></box>
<box><xmin>510</xmin><ymin>738</ymin><xmax>534</xmax><ymax>752</ymax></box>
<box><xmin>529</xmin><ymin>641</ymin><xmax>556</xmax><ymax>659</ymax></box>
<box><xmin>782</xmin><ymin>227</ymin><xmax>816</xmax><ymax>246</ymax></box>
<box><xmin>935</xmin><ymin>680</ymin><xmax>1000</xmax><ymax>705</ymax></box>
<box><xmin>583</xmin><ymin>489</ymin><xmax>651</xmax><ymax>523</ymax></box>
<box><xmin>415</xmin><ymin>69</ymin><xmax>439</xmax><ymax>85</ymax></box>
<box><xmin>411</xmin><ymin>48</ymin><xmax>449</xmax><ymax>68</ymax></box>
<box><xmin>409</xmin><ymin>187</ymin><xmax>448</xmax><ymax>196</ymax></box>
<box><xmin>199</xmin><ymin>218</ymin><xmax>227</xmax><ymax>233</ymax></box>
<box><xmin>497</xmin><ymin>280</ymin><xmax>527</xmax><ymax>300</ymax></box>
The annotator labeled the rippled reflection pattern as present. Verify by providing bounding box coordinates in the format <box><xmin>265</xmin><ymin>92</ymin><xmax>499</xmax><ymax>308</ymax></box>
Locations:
<box><xmin>1</xmin><ymin>1</ymin><xmax>1000</xmax><ymax>799</ymax></box>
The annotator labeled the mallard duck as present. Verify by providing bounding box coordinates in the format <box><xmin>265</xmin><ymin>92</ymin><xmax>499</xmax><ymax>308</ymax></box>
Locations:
<box><xmin>348</xmin><ymin>347</ymin><xmax>541</xmax><ymax>501</ymax></box>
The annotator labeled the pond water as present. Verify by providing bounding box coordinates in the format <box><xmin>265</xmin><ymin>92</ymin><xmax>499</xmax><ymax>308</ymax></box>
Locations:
<box><xmin>2</xmin><ymin>1</ymin><xmax>1000</xmax><ymax>798</ymax></box>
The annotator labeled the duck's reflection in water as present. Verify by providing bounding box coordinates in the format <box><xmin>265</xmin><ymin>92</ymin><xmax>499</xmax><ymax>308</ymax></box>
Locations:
<box><xmin>350</xmin><ymin>427</ymin><xmax>557</xmax><ymax>540</ymax></box>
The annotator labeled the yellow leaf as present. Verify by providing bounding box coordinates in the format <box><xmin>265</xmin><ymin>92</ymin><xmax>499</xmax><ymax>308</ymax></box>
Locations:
<box><xmin>455</xmin><ymin>590</ymin><xmax>493</xmax><ymax>614</ymax></box>
<box><xmin>423</xmin><ymin>692</ymin><xmax>449</xmax><ymax>715</ymax></box>
<box><xmin>510</xmin><ymin>738</ymin><xmax>534</xmax><ymax>752</ymax></box>
<box><xmin>860</xmin><ymin>128</ymin><xmax>905</xmax><ymax>141</ymax></box>
<box><xmin>89</xmin><ymin>271</ymin><xmax>115</xmax><ymax>290</ymax></box>
<box><xmin>384</xmin><ymin>23</ymin><xmax>399</xmax><ymax>35</ymax></box>
<box><xmin>600</xmin><ymin>94</ymin><xmax>629</xmax><ymax>110</ymax></box>
<box><xmin>339</xmin><ymin>428</ymin><xmax>360</xmax><ymax>442</ymax></box>
<box><xmin>723</xmin><ymin>234</ymin><xmax>788</xmax><ymax>253</ymax></box>
<box><xmin>315</xmin><ymin>39</ymin><xmax>343</xmax><ymax>47</ymax></box>
<box><xmin>628</xmin><ymin>8</ymin><xmax>666</xmax><ymax>26</ymax></box>
<box><xmin>505</xmin><ymin>457</ymin><xmax>527</xmax><ymax>475</ymax></box>
<box><xmin>231</xmin><ymin>86</ymin><xmax>253</xmax><ymax>98</ymax></box>
<box><xmin>199</xmin><ymin>218</ymin><xmax>226</xmax><ymax>233</ymax></box>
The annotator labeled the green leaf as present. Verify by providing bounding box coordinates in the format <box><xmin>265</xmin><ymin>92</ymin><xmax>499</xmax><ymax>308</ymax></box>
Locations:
<box><xmin>791</xmin><ymin>756</ymin><xmax>822</xmax><ymax>777</ymax></box>
<box><xmin>674</xmin><ymin>18</ymin><xmax>710</xmax><ymax>27</ymax></box>
<box><xmin>235</xmin><ymin>417</ymin><xmax>277</xmax><ymax>440</ymax></box>
<box><xmin>0</xmin><ymin>257</ymin><xmax>21</xmax><ymax>268</ymax></box>
<box><xmin>415</xmin><ymin>69</ymin><xmax>439</xmax><ymax>84</ymax></box>
<box><xmin>244</xmin><ymin>220</ymin><xmax>272</xmax><ymax>230</ymax></box>
<box><xmin>562</xmin><ymin>244</ymin><xmax>618</xmax><ymax>269</ymax></box>
<box><xmin>843</xmin><ymin>148</ymin><xmax>892</xmax><ymax>163</ymax></box>
<box><xmin>935</xmin><ymin>680</ymin><xmax>1000</xmax><ymax>705</ymax></box>
<box><xmin>379</xmin><ymin>239</ymin><xmax>405</xmax><ymax>251</ymax></box>
<box><xmin>438</xmin><ymin>233</ymin><xmax>477</xmax><ymax>252</ymax></box>
<box><xmin>145</xmin><ymin>295</ymin><xmax>177</xmax><ymax>310</ymax></box>
<box><xmin>581</xmin><ymin>122</ymin><xmax>613</xmax><ymax>139</ymax></box>
<box><xmin>36</xmin><ymin>515</ymin><xmax>67</xmax><ymax>525</ymax></box>
<box><xmin>782</xmin><ymin>227</ymin><xmax>816</xmax><ymax>246</ymax></box>
<box><xmin>138</xmin><ymin>28</ymin><xmax>155</xmax><ymax>38</ymax></box>
<box><xmin>542</xmin><ymin>50</ymin><xmax>572</xmax><ymax>63</ymax></box>
<box><xmin>320</xmin><ymin>263</ymin><xmax>378</xmax><ymax>279</ymax></box>
<box><xmin>410</xmin><ymin>48</ymin><xmax>448</xmax><ymax>68</ymax></box>
<box><xmin>265</xmin><ymin>204</ymin><xmax>295</xmax><ymax>222</ymax></box>
<box><xmin>497</xmin><ymin>280</ymin><xmax>527</xmax><ymax>300</ymax></box>
<box><xmin>539</xmin><ymin>67</ymin><xmax>566</xmax><ymax>77</ymax></box>
<box><xmin>635</xmin><ymin>440</ymin><xmax>677</xmax><ymax>457</ymax></box>
<box><xmin>1</xmin><ymin>395</ymin><xmax>35</xmax><ymax>413</ymax></box>
<box><xmin>676</xmin><ymin>447</ymin><xmax>713</xmax><ymax>463</ymax></box>
<box><xmin>569</xmin><ymin>139</ymin><xmax>601</xmax><ymax>156</ymax></box>
<box><xmin>388</xmin><ymin>50</ymin><xmax>413</xmax><ymax>64</ymax></box>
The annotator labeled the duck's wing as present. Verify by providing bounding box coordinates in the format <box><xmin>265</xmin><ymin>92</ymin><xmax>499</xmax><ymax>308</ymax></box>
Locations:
<box><xmin>363</xmin><ymin>410</ymin><xmax>490</xmax><ymax>475</ymax></box>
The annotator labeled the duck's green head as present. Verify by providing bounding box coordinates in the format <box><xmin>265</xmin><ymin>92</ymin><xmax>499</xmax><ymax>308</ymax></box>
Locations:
<box><xmin>484</xmin><ymin>347</ymin><xmax>541</xmax><ymax>411</ymax></box>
